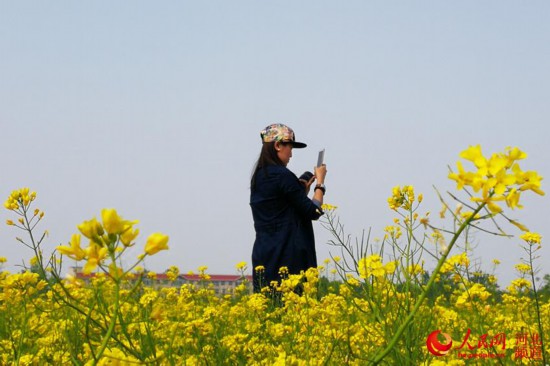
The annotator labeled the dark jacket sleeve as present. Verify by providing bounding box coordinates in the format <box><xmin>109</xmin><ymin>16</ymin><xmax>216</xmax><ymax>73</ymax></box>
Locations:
<box><xmin>278</xmin><ymin>168</ymin><xmax>324</xmax><ymax>220</ymax></box>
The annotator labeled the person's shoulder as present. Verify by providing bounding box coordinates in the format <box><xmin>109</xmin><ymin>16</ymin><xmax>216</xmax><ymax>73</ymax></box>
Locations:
<box><xmin>260</xmin><ymin>166</ymin><xmax>299</xmax><ymax>186</ymax></box>
<box><xmin>268</xmin><ymin>165</ymin><xmax>295</xmax><ymax>177</ymax></box>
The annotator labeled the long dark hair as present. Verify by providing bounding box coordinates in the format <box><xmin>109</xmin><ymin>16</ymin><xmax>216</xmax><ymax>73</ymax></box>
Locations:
<box><xmin>250</xmin><ymin>141</ymin><xmax>287</xmax><ymax>190</ymax></box>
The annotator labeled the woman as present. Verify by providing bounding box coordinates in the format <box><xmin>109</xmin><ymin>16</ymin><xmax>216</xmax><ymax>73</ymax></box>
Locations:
<box><xmin>250</xmin><ymin>123</ymin><xmax>327</xmax><ymax>293</ymax></box>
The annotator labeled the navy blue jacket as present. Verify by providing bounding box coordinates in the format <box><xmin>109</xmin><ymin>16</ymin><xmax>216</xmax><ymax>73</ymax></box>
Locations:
<box><xmin>250</xmin><ymin>165</ymin><xmax>323</xmax><ymax>291</ymax></box>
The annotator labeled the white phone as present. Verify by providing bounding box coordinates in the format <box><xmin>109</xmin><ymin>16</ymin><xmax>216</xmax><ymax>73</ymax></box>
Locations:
<box><xmin>317</xmin><ymin>149</ymin><xmax>325</xmax><ymax>167</ymax></box>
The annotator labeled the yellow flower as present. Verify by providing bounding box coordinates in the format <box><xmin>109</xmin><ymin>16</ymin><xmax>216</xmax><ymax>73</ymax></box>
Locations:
<box><xmin>505</xmin><ymin>188</ymin><xmax>522</xmax><ymax>209</ymax></box>
<box><xmin>198</xmin><ymin>265</ymin><xmax>208</xmax><ymax>272</ymax></box>
<box><xmin>278</xmin><ymin>266</ymin><xmax>288</xmax><ymax>275</ymax></box>
<box><xmin>507</xmin><ymin>278</ymin><xmax>531</xmax><ymax>293</ymax></box>
<box><xmin>514</xmin><ymin>263</ymin><xmax>532</xmax><ymax>274</ymax></box>
<box><xmin>384</xmin><ymin>225</ymin><xmax>402</xmax><ymax>240</ymax></box>
<box><xmin>235</xmin><ymin>261</ymin><xmax>247</xmax><ymax>271</ymax></box>
<box><xmin>459</xmin><ymin>144</ymin><xmax>485</xmax><ymax>167</ymax></box>
<box><xmin>455</xmin><ymin>283</ymin><xmax>491</xmax><ymax>308</ymax></box>
<box><xmin>77</xmin><ymin>217</ymin><xmax>104</xmax><ymax>240</ymax></box>
<box><xmin>57</xmin><ymin>234</ymin><xmax>87</xmax><ymax>261</ymax></box>
<box><xmin>144</xmin><ymin>233</ymin><xmax>169</xmax><ymax>255</ymax></box>
<box><xmin>518</xmin><ymin>170</ymin><xmax>545</xmax><ymax>196</ymax></box>
<box><xmin>166</xmin><ymin>266</ymin><xmax>180</xmax><ymax>281</ymax></box>
<box><xmin>358</xmin><ymin>255</ymin><xmax>395</xmax><ymax>279</ymax></box>
<box><xmin>4</xmin><ymin>188</ymin><xmax>37</xmax><ymax>211</ymax></box>
<box><xmin>505</xmin><ymin>146</ymin><xmax>527</xmax><ymax>163</ymax></box>
<box><xmin>520</xmin><ymin>231</ymin><xmax>542</xmax><ymax>245</ymax></box>
<box><xmin>0</xmin><ymin>257</ymin><xmax>7</xmax><ymax>264</ymax></box>
<box><xmin>440</xmin><ymin>253</ymin><xmax>470</xmax><ymax>273</ymax></box>
<box><xmin>407</xmin><ymin>264</ymin><xmax>425</xmax><ymax>276</ymax></box>
<box><xmin>321</xmin><ymin>203</ymin><xmax>338</xmax><ymax>211</ymax></box>
<box><xmin>450</xmin><ymin>146</ymin><xmax>544</xmax><ymax>216</ymax></box>
<box><xmin>83</xmin><ymin>243</ymin><xmax>108</xmax><ymax>274</ymax></box>
<box><xmin>120</xmin><ymin>226</ymin><xmax>139</xmax><ymax>247</ymax></box>
<box><xmin>387</xmin><ymin>185</ymin><xmax>418</xmax><ymax>210</ymax></box>
<box><xmin>384</xmin><ymin>260</ymin><xmax>397</xmax><ymax>275</ymax></box>
<box><xmin>101</xmin><ymin>208</ymin><xmax>138</xmax><ymax>235</ymax></box>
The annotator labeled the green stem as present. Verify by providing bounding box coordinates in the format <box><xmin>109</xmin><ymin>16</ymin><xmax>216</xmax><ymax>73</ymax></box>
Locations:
<box><xmin>94</xmin><ymin>280</ymin><xmax>120</xmax><ymax>363</ymax></box>
<box><xmin>371</xmin><ymin>203</ymin><xmax>485</xmax><ymax>365</ymax></box>
<box><xmin>528</xmin><ymin>246</ymin><xmax>547</xmax><ymax>365</ymax></box>
<box><xmin>21</xmin><ymin>206</ymin><xmax>48</xmax><ymax>281</ymax></box>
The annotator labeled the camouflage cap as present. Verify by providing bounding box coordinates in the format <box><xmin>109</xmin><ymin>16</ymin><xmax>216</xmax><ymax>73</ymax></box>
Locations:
<box><xmin>260</xmin><ymin>123</ymin><xmax>307</xmax><ymax>148</ymax></box>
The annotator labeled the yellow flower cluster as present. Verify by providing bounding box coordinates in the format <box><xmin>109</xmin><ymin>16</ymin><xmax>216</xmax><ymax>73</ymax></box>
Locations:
<box><xmin>3</xmin><ymin>188</ymin><xmax>36</xmax><ymax>210</ymax></box>
<box><xmin>321</xmin><ymin>203</ymin><xmax>338</xmax><ymax>211</ymax></box>
<box><xmin>165</xmin><ymin>265</ymin><xmax>180</xmax><ymax>281</ymax></box>
<box><xmin>514</xmin><ymin>263</ymin><xmax>532</xmax><ymax>275</ymax></box>
<box><xmin>235</xmin><ymin>261</ymin><xmax>247</xmax><ymax>271</ymax></box>
<box><xmin>448</xmin><ymin>145</ymin><xmax>545</xmax><ymax>214</ymax></box>
<box><xmin>2</xmin><ymin>142</ymin><xmax>546</xmax><ymax>365</ymax></box>
<box><xmin>440</xmin><ymin>253</ymin><xmax>470</xmax><ymax>274</ymax></box>
<box><xmin>56</xmin><ymin>208</ymin><xmax>169</xmax><ymax>274</ymax></box>
<box><xmin>358</xmin><ymin>255</ymin><xmax>397</xmax><ymax>279</ymax></box>
<box><xmin>384</xmin><ymin>225</ymin><xmax>402</xmax><ymax>240</ymax></box>
<box><xmin>387</xmin><ymin>185</ymin><xmax>421</xmax><ymax>211</ymax></box>
<box><xmin>520</xmin><ymin>231</ymin><xmax>542</xmax><ymax>245</ymax></box>
<box><xmin>0</xmin><ymin>261</ymin><xmax>547</xmax><ymax>365</ymax></box>
<box><xmin>455</xmin><ymin>283</ymin><xmax>491</xmax><ymax>308</ymax></box>
<box><xmin>507</xmin><ymin>278</ymin><xmax>532</xmax><ymax>294</ymax></box>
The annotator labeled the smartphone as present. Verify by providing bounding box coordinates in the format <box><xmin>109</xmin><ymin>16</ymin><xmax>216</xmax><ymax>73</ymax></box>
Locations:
<box><xmin>317</xmin><ymin>149</ymin><xmax>325</xmax><ymax>167</ymax></box>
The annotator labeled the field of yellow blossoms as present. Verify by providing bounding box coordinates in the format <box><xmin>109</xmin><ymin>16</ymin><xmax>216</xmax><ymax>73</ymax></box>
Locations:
<box><xmin>1</xmin><ymin>145</ymin><xmax>549</xmax><ymax>365</ymax></box>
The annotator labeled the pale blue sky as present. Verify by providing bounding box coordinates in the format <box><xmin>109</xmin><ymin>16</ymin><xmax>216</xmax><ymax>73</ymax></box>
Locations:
<box><xmin>1</xmin><ymin>1</ymin><xmax>549</xmax><ymax>286</ymax></box>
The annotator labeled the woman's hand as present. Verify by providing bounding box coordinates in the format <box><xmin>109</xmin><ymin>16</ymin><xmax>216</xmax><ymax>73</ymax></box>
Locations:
<box><xmin>299</xmin><ymin>175</ymin><xmax>316</xmax><ymax>194</ymax></box>
<box><xmin>314</xmin><ymin>164</ymin><xmax>327</xmax><ymax>184</ymax></box>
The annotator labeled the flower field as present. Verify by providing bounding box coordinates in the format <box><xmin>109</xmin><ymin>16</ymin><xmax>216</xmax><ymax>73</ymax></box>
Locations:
<box><xmin>1</xmin><ymin>145</ymin><xmax>549</xmax><ymax>365</ymax></box>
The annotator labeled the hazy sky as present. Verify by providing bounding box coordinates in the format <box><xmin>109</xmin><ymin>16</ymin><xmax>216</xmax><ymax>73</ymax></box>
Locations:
<box><xmin>1</xmin><ymin>1</ymin><xmax>549</xmax><ymax>286</ymax></box>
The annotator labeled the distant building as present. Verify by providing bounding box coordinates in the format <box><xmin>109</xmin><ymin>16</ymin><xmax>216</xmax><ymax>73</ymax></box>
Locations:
<box><xmin>68</xmin><ymin>266</ymin><xmax>252</xmax><ymax>295</ymax></box>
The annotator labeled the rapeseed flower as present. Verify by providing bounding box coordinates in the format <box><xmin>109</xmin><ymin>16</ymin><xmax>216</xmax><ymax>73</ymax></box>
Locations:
<box><xmin>321</xmin><ymin>203</ymin><xmax>338</xmax><ymax>211</ymax></box>
<box><xmin>235</xmin><ymin>261</ymin><xmax>247</xmax><ymax>271</ymax></box>
<box><xmin>358</xmin><ymin>255</ymin><xmax>396</xmax><ymax>279</ymax></box>
<box><xmin>77</xmin><ymin>217</ymin><xmax>104</xmax><ymax>241</ymax></box>
<box><xmin>440</xmin><ymin>252</ymin><xmax>470</xmax><ymax>274</ymax></box>
<box><xmin>101</xmin><ymin>208</ymin><xmax>138</xmax><ymax>235</ymax></box>
<box><xmin>520</xmin><ymin>231</ymin><xmax>542</xmax><ymax>245</ymax></box>
<box><xmin>4</xmin><ymin>188</ymin><xmax>36</xmax><ymax>210</ymax></box>
<box><xmin>120</xmin><ymin>226</ymin><xmax>139</xmax><ymax>247</ymax></box>
<box><xmin>144</xmin><ymin>233</ymin><xmax>169</xmax><ymax>255</ymax></box>
<box><xmin>83</xmin><ymin>243</ymin><xmax>108</xmax><ymax>274</ymax></box>
<box><xmin>449</xmin><ymin>145</ymin><xmax>545</xmax><ymax>214</ymax></box>
<box><xmin>455</xmin><ymin>283</ymin><xmax>491</xmax><ymax>308</ymax></box>
<box><xmin>514</xmin><ymin>263</ymin><xmax>532</xmax><ymax>274</ymax></box>
<box><xmin>387</xmin><ymin>185</ymin><xmax>418</xmax><ymax>211</ymax></box>
<box><xmin>56</xmin><ymin>234</ymin><xmax>86</xmax><ymax>261</ymax></box>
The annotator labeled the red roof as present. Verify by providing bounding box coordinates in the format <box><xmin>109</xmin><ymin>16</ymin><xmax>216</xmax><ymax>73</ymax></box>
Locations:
<box><xmin>73</xmin><ymin>272</ymin><xmax>252</xmax><ymax>282</ymax></box>
<box><xmin>182</xmin><ymin>274</ymin><xmax>252</xmax><ymax>281</ymax></box>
